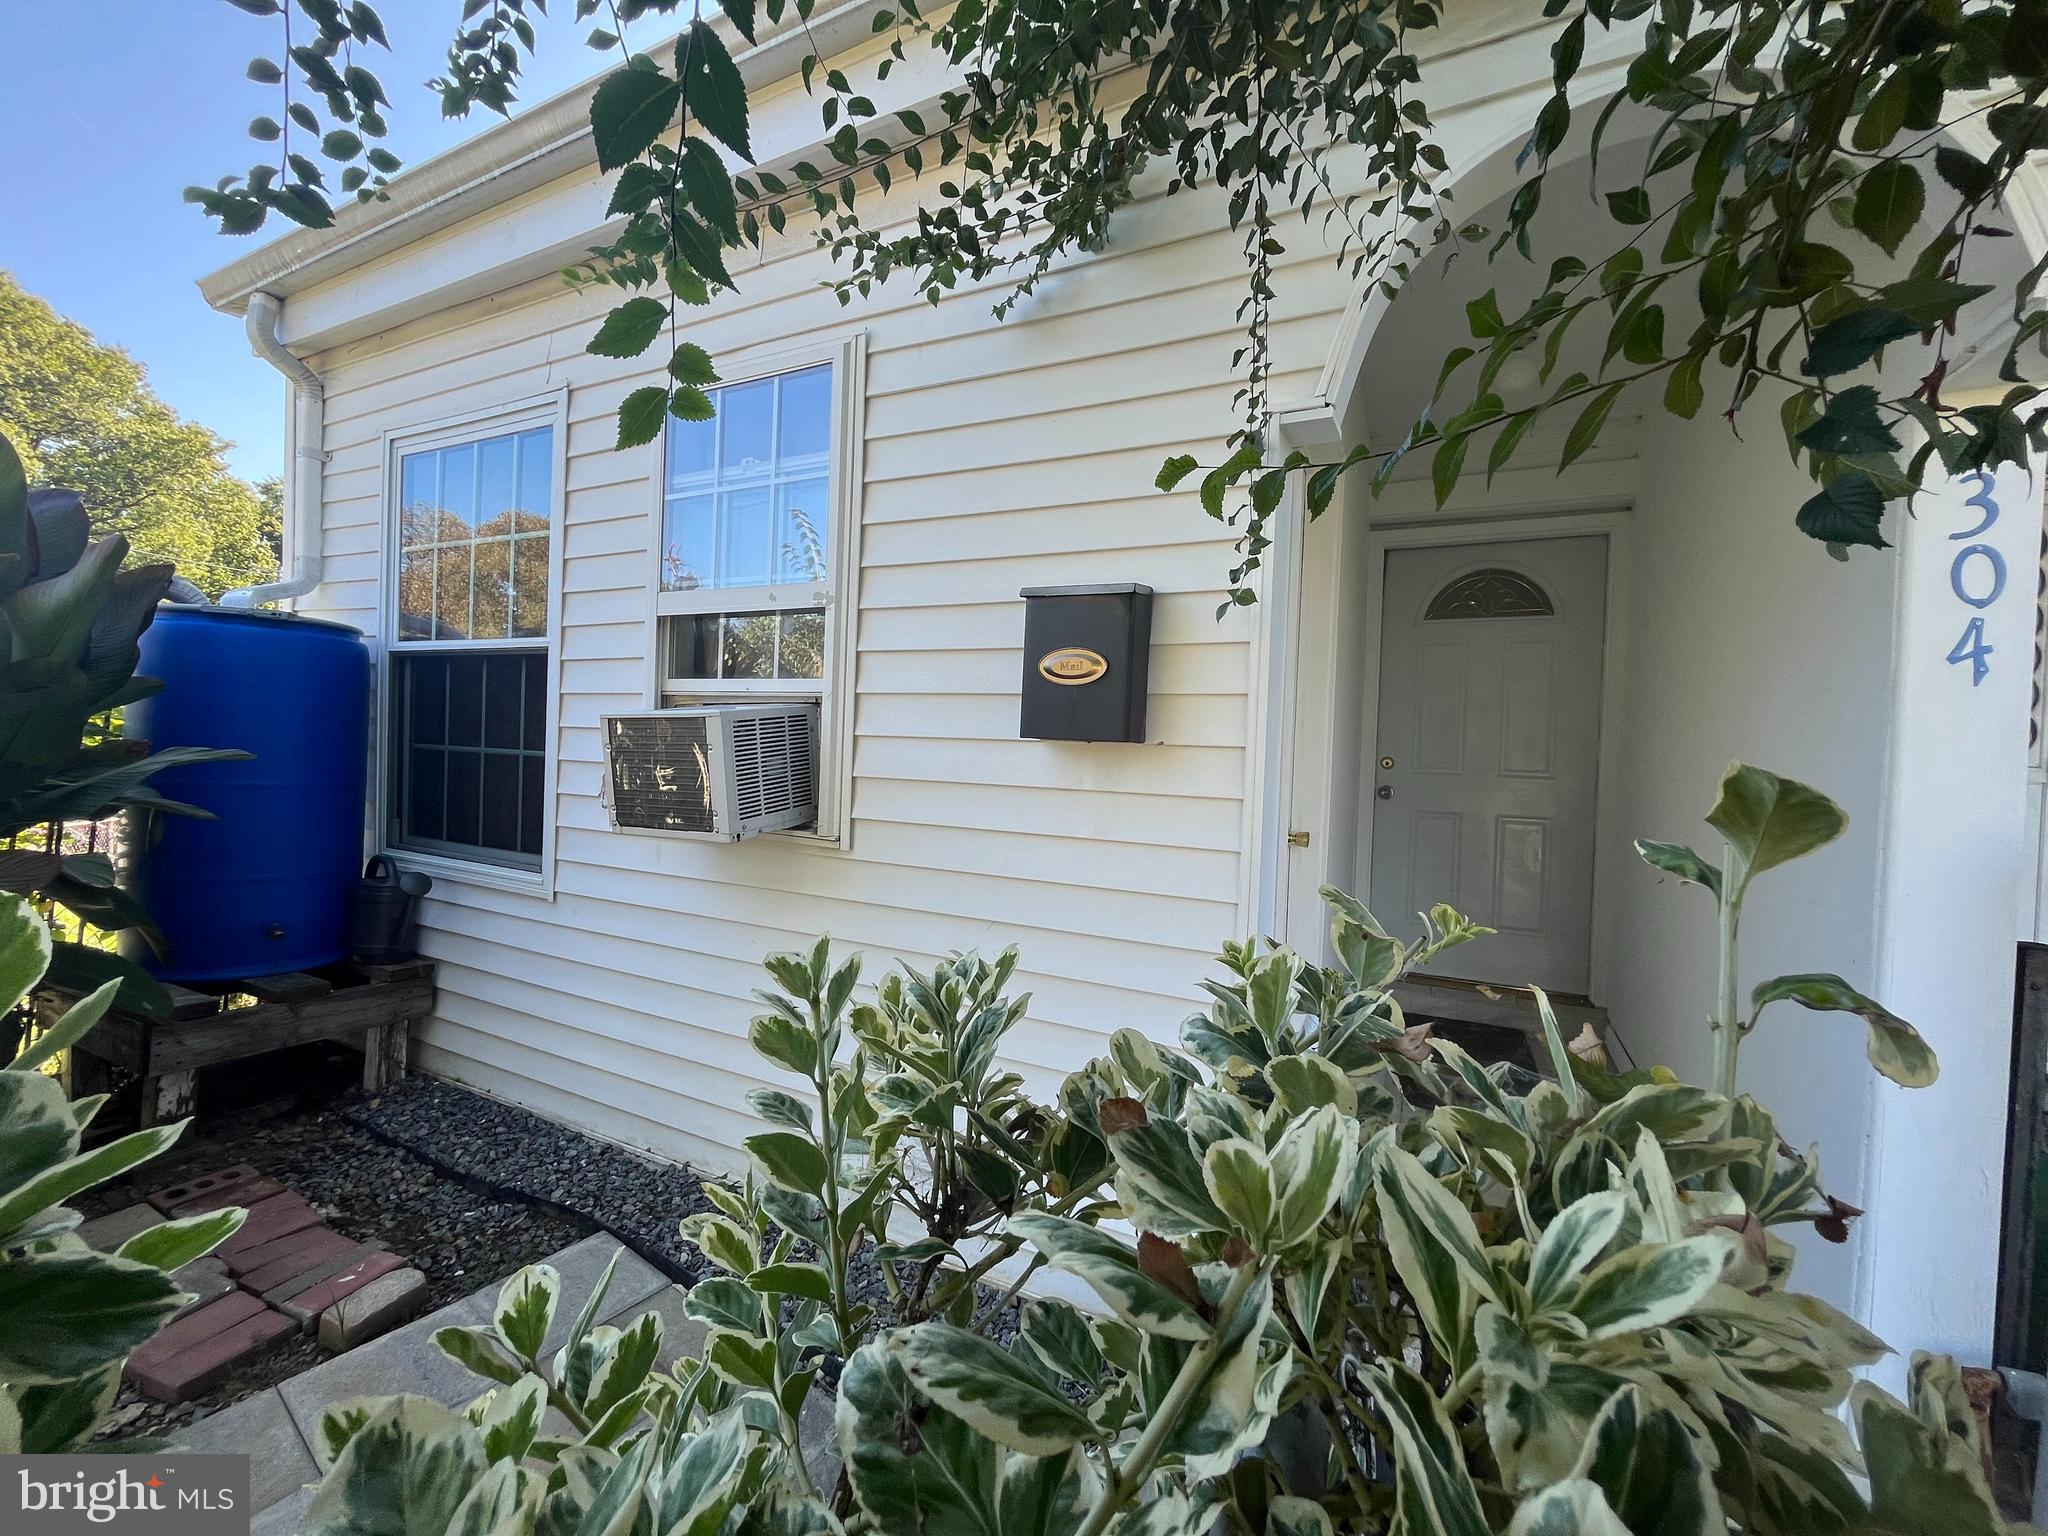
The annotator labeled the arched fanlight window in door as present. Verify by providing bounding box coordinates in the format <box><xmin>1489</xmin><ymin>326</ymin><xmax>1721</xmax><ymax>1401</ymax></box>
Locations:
<box><xmin>1424</xmin><ymin>567</ymin><xmax>1555</xmax><ymax>621</ymax></box>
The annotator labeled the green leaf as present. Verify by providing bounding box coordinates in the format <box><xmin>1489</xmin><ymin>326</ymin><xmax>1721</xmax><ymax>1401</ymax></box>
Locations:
<box><xmin>479</xmin><ymin>1374</ymin><xmax>547</xmax><ymax>1464</ymax></box>
<box><xmin>1751</xmin><ymin>973</ymin><xmax>1938</xmax><ymax>1088</ymax></box>
<box><xmin>590</xmin><ymin>58</ymin><xmax>682</xmax><ymax>173</ymax></box>
<box><xmin>746</xmin><ymin>1129</ymin><xmax>827</xmax><ymax>1195</ymax></box>
<box><xmin>1529</xmin><ymin>1191</ymin><xmax>1626</xmax><ymax>1311</ymax></box>
<box><xmin>300</xmin><ymin>1396</ymin><xmax>487</xmax><ymax>1536</ymax></box>
<box><xmin>320</xmin><ymin>129</ymin><xmax>364</xmax><ymax>161</ymax></box>
<box><xmin>12</xmin><ymin>1364</ymin><xmax>121</xmax><ymax>1455</ymax></box>
<box><xmin>706</xmin><ymin>1326</ymin><xmax>778</xmax><ymax>1390</ymax></box>
<box><xmin>1663</xmin><ymin>353</ymin><xmax>1705</xmax><ymax>419</ymax></box>
<box><xmin>493</xmin><ymin>1264</ymin><xmax>559</xmax><ymax>1363</ymax></box>
<box><xmin>1361</xmin><ymin>1359</ymin><xmax>1492</xmax><ymax>1536</ymax></box>
<box><xmin>838</xmin><ymin>1347</ymin><xmax>1003</xmax><ymax>1533</ymax></box>
<box><xmin>749</xmin><ymin>1010</ymin><xmax>818</xmax><ymax>1076</ymax></box>
<box><xmin>1376</xmin><ymin>1144</ymin><xmax>1499</xmax><ymax>1367</ymax></box>
<box><xmin>668</xmin><ymin>342</ymin><xmax>719</xmax><ymax>387</ymax></box>
<box><xmin>678</xmin><ymin>137</ymin><xmax>739</xmax><ymax>240</ymax></box>
<box><xmin>746</xmin><ymin>1260</ymin><xmax>832</xmax><ymax>1302</ymax></box>
<box><xmin>616</xmin><ymin>386</ymin><xmax>670</xmax><ymax>450</ymax></box>
<box><xmin>1003</xmin><ymin>1212</ymin><xmax>1209</xmax><ymax>1340</ymax></box>
<box><xmin>0</xmin><ymin>1252</ymin><xmax>182</xmax><ymax>1383</ymax></box>
<box><xmin>8</xmin><ymin>979</ymin><xmax>114</xmax><ymax>1075</ymax></box>
<box><xmin>1571</xmin><ymin>1386</ymin><xmax>1728</xmax><ymax>1536</ymax></box>
<box><xmin>1570</xmin><ymin>1237</ymin><xmax>1728</xmax><ymax>1338</ymax></box>
<box><xmin>889</xmin><ymin>1322</ymin><xmax>1098</xmax><ymax>1455</ymax></box>
<box><xmin>1634</xmin><ymin>839</ymin><xmax>1723</xmax><ymax>896</ymax></box>
<box><xmin>681</xmin><ymin>22</ymin><xmax>751</xmax><ymax>161</ymax></box>
<box><xmin>1796</xmin><ymin>386</ymin><xmax>1900</xmax><ymax>456</ymax></box>
<box><xmin>1105</xmin><ymin>1105</ymin><xmax>1229</xmax><ymax>1237</ymax></box>
<box><xmin>1803</xmin><ymin>306</ymin><xmax>1919</xmax><ymax>377</ymax></box>
<box><xmin>1508</xmin><ymin>1479</ymin><xmax>1631</xmax><ymax>1535</ymax></box>
<box><xmin>1157</xmin><ymin>454</ymin><xmax>1200</xmax><ymax>492</ymax></box>
<box><xmin>1852</xmin><ymin>161</ymin><xmax>1924</xmax><ymax>258</ymax></box>
<box><xmin>0</xmin><ymin>893</ymin><xmax>52</xmax><ymax>1025</ymax></box>
<box><xmin>1705</xmin><ymin>763</ymin><xmax>1848</xmax><ymax>886</ymax></box>
<box><xmin>1559</xmin><ymin>383</ymin><xmax>1624</xmax><ymax>472</ymax></box>
<box><xmin>1796</xmin><ymin>473</ymin><xmax>1889</xmax><ymax>550</ymax></box>
<box><xmin>588</xmin><ymin>297</ymin><xmax>668</xmax><ymax>359</ymax></box>
<box><xmin>432</xmin><ymin>1325</ymin><xmax>525</xmax><ymax>1385</ymax></box>
<box><xmin>684</xmin><ymin>1274</ymin><xmax>764</xmax><ymax>1333</ymax></box>
<box><xmin>0</xmin><ymin>1121</ymin><xmax>185</xmax><ymax>1245</ymax></box>
<box><xmin>1269</xmin><ymin>1102</ymin><xmax>1359</xmax><ymax>1250</ymax></box>
<box><xmin>1203</xmin><ymin>1137</ymin><xmax>1276</xmax><ymax>1244</ymax></box>
<box><xmin>116</xmin><ymin>1208</ymin><xmax>244</xmax><ymax>1273</ymax></box>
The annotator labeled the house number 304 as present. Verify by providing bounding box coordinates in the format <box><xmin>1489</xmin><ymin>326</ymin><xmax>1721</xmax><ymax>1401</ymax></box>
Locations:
<box><xmin>1946</xmin><ymin>471</ymin><xmax>2006</xmax><ymax>687</ymax></box>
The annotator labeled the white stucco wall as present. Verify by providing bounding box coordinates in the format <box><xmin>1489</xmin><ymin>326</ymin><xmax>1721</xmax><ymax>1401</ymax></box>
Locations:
<box><xmin>1599</xmin><ymin>394</ymin><xmax>1900</xmax><ymax>1311</ymax></box>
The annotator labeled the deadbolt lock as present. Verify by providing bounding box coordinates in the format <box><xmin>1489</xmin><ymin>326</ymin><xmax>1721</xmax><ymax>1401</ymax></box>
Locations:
<box><xmin>1287</xmin><ymin>830</ymin><xmax>1311</xmax><ymax>848</ymax></box>
<box><xmin>1380</xmin><ymin>756</ymin><xmax>1395</xmax><ymax>770</ymax></box>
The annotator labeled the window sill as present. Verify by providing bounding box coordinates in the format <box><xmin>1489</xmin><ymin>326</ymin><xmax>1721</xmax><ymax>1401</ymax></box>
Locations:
<box><xmin>384</xmin><ymin>847</ymin><xmax>554</xmax><ymax>899</ymax></box>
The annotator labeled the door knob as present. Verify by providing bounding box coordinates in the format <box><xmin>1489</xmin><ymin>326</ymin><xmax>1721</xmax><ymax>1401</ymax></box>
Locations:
<box><xmin>1376</xmin><ymin>784</ymin><xmax>1393</xmax><ymax>800</ymax></box>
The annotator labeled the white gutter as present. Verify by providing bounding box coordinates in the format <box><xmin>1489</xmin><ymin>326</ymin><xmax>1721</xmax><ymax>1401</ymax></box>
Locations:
<box><xmin>222</xmin><ymin>292</ymin><xmax>326</xmax><ymax>608</ymax></box>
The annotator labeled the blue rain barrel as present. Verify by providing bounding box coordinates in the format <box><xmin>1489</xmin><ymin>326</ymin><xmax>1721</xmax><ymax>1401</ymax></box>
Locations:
<box><xmin>124</xmin><ymin>605</ymin><xmax>370</xmax><ymax>982</ymax></box>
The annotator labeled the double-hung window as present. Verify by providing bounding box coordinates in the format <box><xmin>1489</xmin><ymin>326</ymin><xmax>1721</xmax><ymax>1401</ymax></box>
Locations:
<box><xmin>386</xmin><ymin>406</ymin><xmax>560</xmax><ymax>878</ymax></box>
<box><xmin>655</xmin><ymin>344</ymin><xmax>858</xmax><ymax>836</ymax></box>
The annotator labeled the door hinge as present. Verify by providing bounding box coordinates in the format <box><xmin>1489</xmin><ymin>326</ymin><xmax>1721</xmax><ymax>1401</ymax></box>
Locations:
<box><xmin>1287</xmin><ymin>830</ymin><xmax>1311</xmax><ymax>848</ymax></box>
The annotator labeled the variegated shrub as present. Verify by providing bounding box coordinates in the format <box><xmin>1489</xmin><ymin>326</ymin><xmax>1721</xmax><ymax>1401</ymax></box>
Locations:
<box><xmin>300</xmin><ymin>763</ymin><xmax>2020</xmax><ymax>1536</ymax></box>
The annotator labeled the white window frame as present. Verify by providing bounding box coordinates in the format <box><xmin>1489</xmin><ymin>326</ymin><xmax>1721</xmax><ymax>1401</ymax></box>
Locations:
<box><xmin>644</xmin><ymin>334</ymin><xmax>865</xmax><ymax>848</ymax></box>
<box><xmin>377</xmin><ymin>390</ymin><xmax>568</xmax><ymax>896</ymax></box>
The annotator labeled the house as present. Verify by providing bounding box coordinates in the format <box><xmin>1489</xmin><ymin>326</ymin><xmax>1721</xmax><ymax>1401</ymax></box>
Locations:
<box><xmin>197</xmin><ymin>0</ymin><xmax>2048</xmax><ymax>1384</ymax></box>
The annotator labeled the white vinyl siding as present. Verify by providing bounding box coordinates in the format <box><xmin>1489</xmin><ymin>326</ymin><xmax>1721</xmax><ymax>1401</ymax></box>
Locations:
<box><xmin>291</xmin><ymin>153</ymin><xmax>1548</xmax><ymax>1173</ymax></box>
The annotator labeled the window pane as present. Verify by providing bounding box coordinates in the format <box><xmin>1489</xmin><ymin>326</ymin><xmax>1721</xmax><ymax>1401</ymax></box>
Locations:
<box><xmin>515</xmin><ymin>429</ymin><xmax>553</xmax><ymax>531</ymax></box>
<box><xmin>519</xmin><ymin>754</ymin><xmax>544</xmax><ymax>855</ymax></box>
<box><xmin>400</xmin><ymin>455</ymin><xmax>439</xmax><ymax>546</ymax></box>
<box><xmin>522</xmin><ymin>653</ymin><xmax>546</xmax><ymax>751</ymax></box>
<box><xmin>778</xmin><ymin>609</ymin><xmax>825</xmax><ymax>679</ymax></box>
<box><xmin>483</xmin><ymin>654</ymin><xmax>524</xmax><ymax>749</ymax></box>
<box><xmin>471</xmin><ymin>540</ymin><xmax>512</xmax><ymax>641</ymax></box>
<box><xmin>511</xmin><ymin>534</ymin><xmax>550</xmax><ymax>638</ymax></box>
<box><xmin>716</xmin><ymin>487</ymin><xmax>773</xmax><ymax>587</ymax></box>
<box><xmin>482</xmin><ymin>753</ymin><xmax>521</xmax><ymax>852</ymax></box>
<box><xmin>778</xmin><ymin>365</ymin><xmax>832</xmax><ymax>464</ymax></box>
<box><xmin>440</xmin><ymin>442</ymin><xmax>478</xmax><ymax>529</ymax></box>
<box><xmin>663</xmin><ymin>495</ymin><xmax>713</xmax><ymax>592</ymax></box>
<box><xmin>722</xmin><ymin>612</ymin><xmax>776</xmax><ymax>680</ymax></box>
<box><xmin>667</xmin><ymin>613</ymin><xmax>720</xmax><ymax>679</ymax></box>
<box><xmin>775</xmin><ymin>478</ymin><xmax>829</xmax><ymax>582</ymax></box>
<box><xmin>720</xmin><ymin>377</ymin><xmax>775</xmax><ymax>472</ymax></box>
<box><xmin>445</xmin><ymin>749</ymin><xmax>483</xmax><ymax>847</ymax></box>
<box><xmin>478</xmin><ymin>435</ymin><xmax>517</xmax><ymax>531</ymax></box>
<box><xmin>407</xmin><ymin>655</ymin><xmax>447</xmax><ymax>747</ymax></box>
<box><xmin>432</xmin><ymin>544</ymin><xmax>474</xmax><ymax>640</ymax></box>
<box><xmin>667</xmin><ymin>413</ymin><xmax>716</xmax><ymax>490</ymax></box>
<box><xmin>406</xmin><ymin>747</ymin><xmax>446</xmax><ymax>842</ymax></box>
<box><xmin>446</xmin><ymin>655</ymin><xmax>484</xmax><ymax>747</ymax></box>
<box><xmin>397</xmin><ymin>547</ymin><xmax>435</xmax><ymax>639</ymax></box>
<box><xmin>391</xmin><ymin>649</ymin><xmax>544</xmax><ymax>871</ymax></box>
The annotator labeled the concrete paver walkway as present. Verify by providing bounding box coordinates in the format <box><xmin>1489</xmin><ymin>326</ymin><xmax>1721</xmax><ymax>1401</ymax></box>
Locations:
<box><xmin>171</xmin><ymin>1234</ymin><xmax>685</xmax><ymax>1534</ymax></box>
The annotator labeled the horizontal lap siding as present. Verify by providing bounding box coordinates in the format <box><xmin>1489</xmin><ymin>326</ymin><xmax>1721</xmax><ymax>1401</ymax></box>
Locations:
<box><xmin>298</xmin><ymin>171</ymin><xmax>1354</xmax><ymax>1173</ymax></box>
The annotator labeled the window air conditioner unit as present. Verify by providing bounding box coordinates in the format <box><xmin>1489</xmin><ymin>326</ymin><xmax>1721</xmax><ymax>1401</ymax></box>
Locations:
<box><xmin>601</xmin><ymin>703</ymin><xmax>819</xmax><ymax>842</ymax></box>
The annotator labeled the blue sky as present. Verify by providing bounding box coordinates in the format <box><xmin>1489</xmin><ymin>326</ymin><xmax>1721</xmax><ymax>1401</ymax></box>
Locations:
<box><xmin>0</xmin><ymin>3</ymin><xmax>606</xmax><ymax>482</ymax></box>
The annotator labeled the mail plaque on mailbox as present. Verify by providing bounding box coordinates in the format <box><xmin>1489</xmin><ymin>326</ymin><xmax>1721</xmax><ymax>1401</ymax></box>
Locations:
<box><xmin>1019</xmin><ymin>583</ymin><xmax>1153</xmax><ymax>742</ymax></box>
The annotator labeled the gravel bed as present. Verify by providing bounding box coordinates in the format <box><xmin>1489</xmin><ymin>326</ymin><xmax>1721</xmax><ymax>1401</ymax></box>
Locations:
<box><xmin>348</xmin><ymin>1076</ymin><xmax>1021</xmax><ymax>1343</ymax></box>
<box><xmin>80</xmin><ymin>1064</ymin><xmax>591</xmax><ymax>1442</ymax></box>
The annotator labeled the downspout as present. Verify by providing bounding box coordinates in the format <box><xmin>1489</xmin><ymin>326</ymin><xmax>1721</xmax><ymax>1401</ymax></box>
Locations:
<box><xmin>221</xmin><ymin>291</ymin><xmax>326</xmax><ymax>608</ymax></box>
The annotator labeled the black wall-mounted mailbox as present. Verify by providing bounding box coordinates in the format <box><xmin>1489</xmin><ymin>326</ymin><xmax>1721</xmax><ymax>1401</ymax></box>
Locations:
<box><xmin>1019</xmin><ymin>583</ymin><xmax>1153</xmax><ymax>743</ymax></box>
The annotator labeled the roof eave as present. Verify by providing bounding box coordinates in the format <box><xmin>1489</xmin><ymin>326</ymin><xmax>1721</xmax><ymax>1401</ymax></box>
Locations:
<box><xmin>197</xmin><ymin>0</ymin><xmax>891</xmax><ymax>315</ymax></box>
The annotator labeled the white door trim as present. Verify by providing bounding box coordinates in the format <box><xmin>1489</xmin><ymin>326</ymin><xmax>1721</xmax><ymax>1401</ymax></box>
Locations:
<box><xmin>1270</xmin><ymin>505</ymin><xmax>1634</xmax><ymax>998</ymax></box>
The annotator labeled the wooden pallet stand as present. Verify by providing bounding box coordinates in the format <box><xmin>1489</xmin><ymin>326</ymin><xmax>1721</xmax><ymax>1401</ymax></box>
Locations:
<box><xmin>50</xmin><ymin>959</ymin><xmax>435</xmax><ymax>1126</ymax></box>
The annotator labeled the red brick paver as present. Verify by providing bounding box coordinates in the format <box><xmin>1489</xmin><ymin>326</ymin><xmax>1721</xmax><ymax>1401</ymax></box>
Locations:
<box><xmin>235</xmin><ymin>1227</ymin><xmax>360</xmax><ymax>1293</ymax></box>
<box><xmin>127</xmin><ymin>1309</ymin><xmax>296</xmax><ymax>1402</ymax></box>
<box><xmin>149</xmin><ymin>1165</ymin><xmax>286</xmax><ymax>1216</ymax></box>
<box><xmin>282</xmin><ymin>1250</ymin><xmax>405</xmax><ymax>1326</ymax></box>
<box><xmin>217</xmin><ymin>1192</ymin><xmax>322</xmax><ymax>1259</ymax></box>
